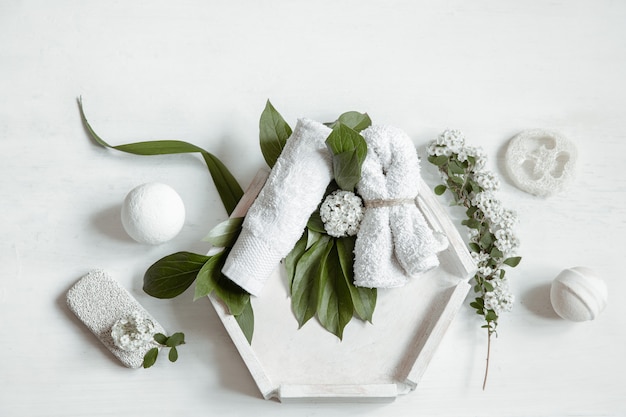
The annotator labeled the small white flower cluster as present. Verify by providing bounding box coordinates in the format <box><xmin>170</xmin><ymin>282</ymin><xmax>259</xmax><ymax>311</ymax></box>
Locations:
<box><xmin>111</xmin><ymin>311</ymin><xmax>156</xmax><ymax>352</ymax></box>
<box><xmin>427</xmin><ymin>129</ymin><xmax>487</xmax><ymax>168</ymax></box>
<box><xmin>483</xmin><ymin>278</ymin><xmax>515</xmax><ymax>316</ymax></box>
<box><xmin>428</xmin><ymin>129</ymin><xmax>520</xmax><ymax>319</ymax></box>
<box><xmin>320</xmin><ymin>190</ymin><xmax>364</xmax><ymax>238</ymax></box>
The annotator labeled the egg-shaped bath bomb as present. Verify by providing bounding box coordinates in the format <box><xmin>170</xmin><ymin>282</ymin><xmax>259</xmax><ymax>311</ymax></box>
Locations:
<box><xmin>550</xmin><ymin>267</ymin><xmax>607</xmax><ymax>321</ymax></box>
<box><xmin>121</xmin><ymin>183</ymin><xmax>185</xmax><ymax>244</ymax></box>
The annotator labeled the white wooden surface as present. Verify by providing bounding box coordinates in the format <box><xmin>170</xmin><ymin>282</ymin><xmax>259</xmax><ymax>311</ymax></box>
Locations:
<box><xmin>1</xmin><ymin>1</ymin><xmax>625</xmax><ymax>416</ymax></box>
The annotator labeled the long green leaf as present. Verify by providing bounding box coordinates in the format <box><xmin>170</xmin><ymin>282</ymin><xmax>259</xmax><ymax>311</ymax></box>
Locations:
<box><xmin>235</xmin><ymin>300</ymin><xmax>255</xmax><ymax>344</ymax></box>
<box><xmin>78</xmin><ymin>97</ymin><xmax>243</xmax><ymax>215</ymax></box>
<box><xmin>202</xmin><ymin>217</ymin><xmax>243</xmax><ymax>247</ymax></box>
<box><xmin>194</xmin><ymin>250</ymin><xmax>250</xmax><ymax>315</ymax></box>
<box><xmin>143</xmin><ymin>251</ymin><xmax>210</xmax><ymax>299</ymax></box>
<box><xmin>291</xmin><ymin>235</ymin><xmax>331</xmax><ymax>327</ymax></box>
<box><xmin>306</xmin><ymin>211</ymin><xmax>326</xmax><ymax>234</ymax></box>
<box><xmin>284</xmin><ymin>231</ymin><xmax>308</xmax><ymax>291</ymax></box>
<box><xmin>259</xmin><ymin>100</ymin><xmax>292</xmax><ymax>168</ymax></box>
<box><xmin>336</xmin><ymin>236</ymin><xmax>376</xmax><ymax>323</ymax></box>
<box><xmin>317</xmin><ymin>242</ymin><xmax>354</xmax><ymax>340</ymax></box>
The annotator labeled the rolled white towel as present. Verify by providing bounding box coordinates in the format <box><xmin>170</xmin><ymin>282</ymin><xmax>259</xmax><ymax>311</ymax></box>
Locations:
<box><xmin>222</xmin><ymin>118</ymin><xmax>333</xmax><ymax>296</ymax></box>
<box><xmin>354</xmin><ymin>125</ymin><xmax>448</xmax><ymax>288</ymax></box>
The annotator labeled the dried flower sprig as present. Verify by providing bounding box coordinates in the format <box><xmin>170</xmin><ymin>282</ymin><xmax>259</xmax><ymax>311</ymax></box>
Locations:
<box><xmin>427</xmin><ymin>129</ymin><xmax>521</xmax><ymax>389</ymax></box>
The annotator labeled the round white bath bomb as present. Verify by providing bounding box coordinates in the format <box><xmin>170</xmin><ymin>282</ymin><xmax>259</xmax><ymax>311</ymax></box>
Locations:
<box><xmin>505</xmin><ymin>129</ymin><xmax>577</xmax><ymax>197</ymax></box>
<box><xmin>550</xmin><ymin>267</ymin><xmax>607</xmax><ymax>321</ymax></box>
<box><xmin>121</xmin><ymin>183</ymin><xmax>185</xmax><ymax>245</ymax></box>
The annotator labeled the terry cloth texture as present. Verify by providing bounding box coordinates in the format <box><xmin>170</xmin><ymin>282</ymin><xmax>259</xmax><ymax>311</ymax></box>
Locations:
<box><xmin>66</xmin><ymin>269</ymin><xmax>165</xmax><ymax>368</ymax></box>
<box><xmin>354</xmin><ymin>125</ymin><xmax>448</xmax><ymax>288</ymax></box>
<box><xmin>222</xmin><ymin>118</ymin><xmax>333</xmax><ymax>296</ymax></box>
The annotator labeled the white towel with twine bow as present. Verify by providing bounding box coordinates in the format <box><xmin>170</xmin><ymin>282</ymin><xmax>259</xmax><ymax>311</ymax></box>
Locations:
<box><xmin>354</xmin><ymin>125</ymin><xmax>448</xmax><ymax>288</ymax></box>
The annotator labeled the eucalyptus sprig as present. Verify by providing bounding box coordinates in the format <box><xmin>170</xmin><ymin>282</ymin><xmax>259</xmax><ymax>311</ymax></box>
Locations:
<box><xmin>427</xmin><ymin>129</ymin><xmax>521</xmax><ymax>389</ymax></box>
<box><xmin>143</xmin><ymin>332</ymin><xmax>186</xmax><ymax>368</ymax></box>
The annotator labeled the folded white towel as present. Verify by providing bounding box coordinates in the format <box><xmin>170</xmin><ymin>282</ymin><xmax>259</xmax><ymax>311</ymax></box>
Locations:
<box><xmin>222</xmin><ymin>118</ymin><xmax>333</xmax><ymax>296</ymax></box>
<box><xmin>354</xmin><ymin>125</ymin><xmax>448</xmax><ymax>288</ymax></box>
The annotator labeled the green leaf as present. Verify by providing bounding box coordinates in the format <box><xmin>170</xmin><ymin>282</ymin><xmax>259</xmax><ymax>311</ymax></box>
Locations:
<box><xmin>331</xmin><ymin>150</ymin><xmax>362</xmax><ymax>192</ymax></box>
<box><xmin>306</xmin><ymin>211</ymin><xmax>326</xmax><ymax>233</ymax></box>
<box><xmin>448</xmin><ymin>160</ymin><xmax>465</xmax><ymax>175</ymax></box>
<box><xmin>194</xmin><ymin>250</ymin><xmax>250</xmax><ymax>315</ymax></box>
<box><xmin>326</xmin><ymin>111</ymin><xmax>372</xmax><ymax>132</ymax></box>
<box><xmin>284</xmin><ymin>232</ymin><xmax>309</xmax><ymax>291</ymax></box>
<box><xmin>317</xmin><ymin>242</ymin><xmax>354</xmax><ymax>340</ymax></box>
<box><xmin>259</xmin><ymin>100</ymin><xmax>292</xmax><ymax>168</ymax></box>
<box><xmin>234</xmin><ymin>300</ymin><xmax>254</xmax><ymax>344</ymax></box>
<box><xmin>202</xmin><ymin>217</ymin><xmax>243</xmax><ymax>247</ymax></box>
<box><xmin>153</xmin><ymin>333</ymin><xmax>168</xmax><ymax>345</ymax></box>
<box><xmin>166</xmin><ymin>332</ymin><xmax>185</xmax><ymax>347</ymax></box>
<box><xmin>468</xmin><ymin>242</ymin><xmax>481</xmax><ymax>253</ymax></box>
<box><xmin>325</xmin><ymin>123</ymin><xmax>368</xmax><ymax>192</ymax></box>
<box><xmin>428</xmin><ymin>155</ymin><xmax>448</xmax><ymax>166</ymax></box>
<box><xmin>479</xmin><ymin>232</ymin><xmax>494</xmax><ymax>249</ymax></box>
<box><xmin>326</xmin><ymin>123</ymin><xmax>367</xmax><ymax>162</ymax></box>
<box><xmin>78</xmin><ymin>97</ymin><xmax>243</xmax><ymax>215</ymax></box>
<box><xmin>469</xmin><ymin>301</ymin><xmax>482</xmax><ymax>310</ymax></box>
<box><xmin>462</xmin><ymin>218</ymin><xmax>482</xmax><ymax>229</ymax></box>
<box><xmin>143</xmin><ymin>252</ymin><xmax>211</xmax><ymax>299</ymax></box>
<box><xmin>484</xmin><ymin>281</ymin><xmax>494</xmax><ymax>292</ymax></box>
<box><xmin>448</xmin><ymin>174</ymin><xmax>464</xmax><ymax>185</ymax></box>
<box><xmin>490</xmin><ymin>247</ymin><xmax>504</xmax><ymax>260</ymax></box>
<box><xmin>291</xmin><ymin>235</ymin><xmax>331</xmax><ymax>327</ymax></box>
<box><xmin>336</xmin><ymin>236</ymin><xmax>376</xmax><ymax>323</ymax></box>
<box><xmin>168</xmin><ymin>346</ymin><xmax>178</xmax><ymax>362</ymax></box>
<box><xmin>143</xmin><ymin>348</ymin><xmax>159</xmax><ymax>368</ymax></box>
<box><xmin>469</xmin><ymin>179</ymin><xmax>482</xmax><ymax>194</ymax></box>
<box><xmin>503</xmin><ymin>256</ymin><xmax>522</xmax><ymax>267</ymax></box>
<box><xmin>306</xmin><ymin>228</ymin><xmax>323</xmax><ymax>250</ymax></box>
<box><xmin>485</xmin><ymin>310</ymin><xmax>498</xmax><ymax>322</ymax></box>
<box><xmin>434</xmin><ymin>184</ymin><xmax>447</xmax><ymax>195</ymax></box>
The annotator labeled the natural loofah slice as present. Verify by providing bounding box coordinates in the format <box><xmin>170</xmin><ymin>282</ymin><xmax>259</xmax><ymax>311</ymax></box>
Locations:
<box><xmin>504</xmin><ymin>129</ymin><xmax>577</xmax><ymax>197</ymax></box>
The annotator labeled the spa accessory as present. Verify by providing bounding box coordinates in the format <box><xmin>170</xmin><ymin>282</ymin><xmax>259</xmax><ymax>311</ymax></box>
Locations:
<box><xmin>222</xmin><ymin>118</ymin><xmax>333</xmax><ymax>296</ymax></box>
<box><xmin>550</xmin><ymin>266</ymin><xmax>608</xmax><ymax>321</ymax></box>
<box><xmin>121</xmin><ymin>182</ymin><xmax>186</xmax><ymax>244</ymax></box>
<box><xmin>66</xmin><ymin>269</ymin><xmax>165</xmax><ymax>368</ymax></box>
<box><xmin>354</xmin><ymin>125</ymin><xmax>447</xmax><ymax>288</ymax></box>
<box><xmin>504</xmin><ymin>129</ymin><xmax>577</xmax><ymax>197</ymax></box>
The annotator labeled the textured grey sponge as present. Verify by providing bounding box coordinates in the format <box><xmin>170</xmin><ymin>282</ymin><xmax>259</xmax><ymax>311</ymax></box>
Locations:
<box><xmin>66</xmin><ymin>269</ymin><xmax>165</xmax><ymax>368</ymax></box>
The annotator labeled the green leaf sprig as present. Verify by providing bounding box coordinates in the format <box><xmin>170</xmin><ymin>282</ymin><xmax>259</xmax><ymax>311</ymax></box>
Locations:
<box><xmin>261</xmin><ymin>101</ymin><xmax>376</xmax><ymax>340</ymax></box>
<box><xmin>143</xmin><ymin>332</ymin><xmax>186</xmax><ymax>368</ymax></box>
<box><xmin>427</xmin><ymin>129</ymin><xmax>522</xmax><ymax>389</ymax></box>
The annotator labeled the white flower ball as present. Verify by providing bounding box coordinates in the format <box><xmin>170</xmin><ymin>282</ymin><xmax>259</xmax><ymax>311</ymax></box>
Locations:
<box><xmin>121</xmin><ymin>182</ymin><xmax>185</xmax><ymax>244</ymax></box>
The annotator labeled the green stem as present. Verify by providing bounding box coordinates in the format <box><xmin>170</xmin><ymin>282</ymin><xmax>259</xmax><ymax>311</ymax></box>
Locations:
<box><xmin>482</xmin><ymin>328</ymin><xmax>492</xmax><ymax>390</ymax></box>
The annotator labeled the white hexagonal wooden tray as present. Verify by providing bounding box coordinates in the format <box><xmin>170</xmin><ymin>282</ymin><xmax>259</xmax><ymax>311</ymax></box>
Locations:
<box><xmin>208</xmin><ymin>169</ymin><xmax>475</xmax><ymax>402</ymax></box>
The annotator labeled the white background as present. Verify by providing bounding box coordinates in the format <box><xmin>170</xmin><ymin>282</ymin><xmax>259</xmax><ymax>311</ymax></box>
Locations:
<box><xmin>1</xmin><ymin>1</ymin><xmax>625</xmax><ymax>416</ymax></box>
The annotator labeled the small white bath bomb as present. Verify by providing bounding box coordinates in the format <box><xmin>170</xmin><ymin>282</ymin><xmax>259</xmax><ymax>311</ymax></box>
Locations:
<box><xmin>121</xmin><ymin>182</ymin><xmax>185</xmax><ymax>244</ymax></box>
<box><xmin>550</xmin><ymin>267</ymin><xmax>608</xmax><ymax>321</ymax></box>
